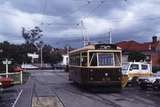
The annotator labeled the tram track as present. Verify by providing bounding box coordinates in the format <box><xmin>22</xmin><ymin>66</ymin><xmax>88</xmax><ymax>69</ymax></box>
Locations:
<box><xmin>31</xmin><ymin>71</ymin><xmax>160</xmax><ymax>107</ymax></box>
<box><xmin>32</xmin><ymin>73</ymin><xmax>122</xmax><ymax>107</ymax></box>
<box><xmin>58</xmin><ymin>87</ymin><xmax>122</xmax><ymax>107</ymax></box>
<box><xmin>48</xmin><ymin>72</ymin><xmax>122</xmax><ymax>107</ymax></box>
<box><xmin>31</xmin><ymin>76</ymin><xmax>66</xmax><ymax>107</ymax></box>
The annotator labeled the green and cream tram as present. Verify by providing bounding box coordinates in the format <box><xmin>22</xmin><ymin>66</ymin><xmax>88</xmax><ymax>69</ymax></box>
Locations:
<box><xmin>68</xmin><ymin>44</ymin><xmax>123</xmax><ymax>89</ymax></box>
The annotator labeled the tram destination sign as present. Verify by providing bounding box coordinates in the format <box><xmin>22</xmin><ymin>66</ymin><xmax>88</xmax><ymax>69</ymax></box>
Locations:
<box><xmin>95</xmin><ymin>44</ymin><xmax>117</xmax><ymax>50</ymax></box>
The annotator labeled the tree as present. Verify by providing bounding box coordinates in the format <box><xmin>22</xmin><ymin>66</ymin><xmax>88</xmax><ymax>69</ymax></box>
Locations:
<box><xmin>0</xmin><ymin>41</ymin><xmax>63</xmax><ymax>65</ymax></box>
<box><xmin>42</xmin><ymin>45</ymin><xmax>62</xmax><ymax>64</ymax></box>
<box><xmin>43</xmin><ymin>52</ymin><xmax>63</xmax><ymax>64</ymax></box>
<box><xmin>22</xmin><ymin>26</ymin><xmax>43</xmax><ymax>45</ymax></box>
<box><xmin>128</xmin><ymin>52</ymin><xmax>146</xmax><ymax>62</ymax></box>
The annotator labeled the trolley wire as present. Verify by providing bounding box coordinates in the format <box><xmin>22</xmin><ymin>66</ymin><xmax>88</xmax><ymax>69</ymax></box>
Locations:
<box><xmin>38</xmin><ymin>0</ymin><xmax>160</xmax><ymax>46</ymax></box>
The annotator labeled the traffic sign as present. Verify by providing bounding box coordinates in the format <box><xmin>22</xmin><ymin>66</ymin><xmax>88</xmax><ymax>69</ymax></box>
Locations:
<box><xmin>2</xmin><ymin>60</ymin><xmax>12</xmax><ymax>64</ymax></box>
<box><xmin>27</xmin><ymin>53</ymin><xmax>39</xmax><ymax>58</ymax></box>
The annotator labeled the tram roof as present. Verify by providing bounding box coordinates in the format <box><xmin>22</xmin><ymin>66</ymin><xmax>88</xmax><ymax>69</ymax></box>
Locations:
<box><xmin>69</xmin><ymin>44</ymin><xmax>121</xmax><ymax>54</ymax></box>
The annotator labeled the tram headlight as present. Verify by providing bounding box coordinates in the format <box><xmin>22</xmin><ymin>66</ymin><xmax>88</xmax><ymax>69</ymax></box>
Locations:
<box><xmin>90</xmin><ymin>69</ymin><xmax>93</xmax><ymax>72</ymax></box>
<box><xmin>105</xmin><ymin>73</ymin><xmax>108</xmax><ymax>77</ymax></box>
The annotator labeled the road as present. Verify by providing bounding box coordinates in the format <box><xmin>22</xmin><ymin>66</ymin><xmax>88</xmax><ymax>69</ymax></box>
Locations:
<box><xmin>1</xmin><ymin>70</ymin><xmax>160</xmax><ymax>107</ymax></box>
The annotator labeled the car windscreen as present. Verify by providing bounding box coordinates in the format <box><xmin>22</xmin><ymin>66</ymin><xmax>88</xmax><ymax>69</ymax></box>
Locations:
<box><xmin>122</xmin><ymin>63</ymin><xmax>129</xmax><ymax>70</ymax></box>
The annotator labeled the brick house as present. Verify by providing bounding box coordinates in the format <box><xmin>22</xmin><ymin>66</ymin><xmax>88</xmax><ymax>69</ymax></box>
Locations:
<box><xmin>117</xmin><ymin>36</ymin><xmax>160</xmax><ymax>67</ymax></box>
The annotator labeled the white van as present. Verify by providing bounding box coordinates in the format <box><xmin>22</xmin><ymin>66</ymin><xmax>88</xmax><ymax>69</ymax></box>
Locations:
<box><xmin>122</xmin><ymin>62</ymin><xmax>153</xmax><ymax>87</ymax></box>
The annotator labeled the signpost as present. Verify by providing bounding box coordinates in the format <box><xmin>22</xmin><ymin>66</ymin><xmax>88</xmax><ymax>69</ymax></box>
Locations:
<box><xmin>2</xmin><ymin>59</ymin><xmax>12</xmax><ymax>78</ymax></box>
<box><xmin>34</xmin><ymin>41</ymin><xmax>44</xmax><ymax>69</ymax></box>
<box><xmin>27</xmin><ymin>53</ymin><xmax>39</xmax><ymax>63</ymax></box>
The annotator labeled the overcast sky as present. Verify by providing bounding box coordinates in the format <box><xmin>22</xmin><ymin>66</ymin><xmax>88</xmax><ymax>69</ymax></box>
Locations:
<box><xmin>0</xmin><ymin>0</ymin><xmax>160</xmax><ymax>47</ymax></box>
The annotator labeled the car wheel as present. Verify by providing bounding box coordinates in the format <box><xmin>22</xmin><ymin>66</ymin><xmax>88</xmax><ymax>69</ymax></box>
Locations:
<box><xmin>140</xmin><ymin>84</ymin><xmax>147</xmax><ymax>90</ymax></box>
<box><xmin>131</xmin><ymin>77</ymin><xmax>138</xmax><ymax>86</ymax></box>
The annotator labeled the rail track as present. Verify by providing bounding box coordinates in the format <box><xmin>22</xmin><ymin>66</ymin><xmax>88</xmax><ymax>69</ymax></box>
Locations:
<box><xmin>31</xmin><ymin>71</ymin><xmax>160</xmax><ymax>107</ymax></box>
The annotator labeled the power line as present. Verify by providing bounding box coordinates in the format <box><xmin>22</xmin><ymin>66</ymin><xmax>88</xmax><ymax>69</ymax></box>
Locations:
<box><xmin>40</xmin><ymin>0</ymin><xmax>48</xmax><ymax>26</ymax></box>
<box><xmin>75</xmin><ymin>0</ymin><xmax>92</xmax><ymax>12</ymax></box>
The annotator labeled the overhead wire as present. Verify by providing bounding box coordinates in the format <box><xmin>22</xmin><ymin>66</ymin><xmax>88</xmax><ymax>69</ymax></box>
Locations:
<box><xmin>40</xmin><ymin>0</ymin><xmax>48</xmax><ymax>26</ymax></box>
<box><xmin>75</xmin><ymin>0</ymin><xmax>92</xmax><ymax>12</ymax></box>
<box><xmin>39</xmin><ymin>0</ymin><xmax>160</xmax><ymax>46</ymax></box>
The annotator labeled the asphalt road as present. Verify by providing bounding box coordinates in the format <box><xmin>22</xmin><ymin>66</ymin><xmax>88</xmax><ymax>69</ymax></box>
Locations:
<box><xmin>1</xmin><ymin>70</ymin><xmax>160</xmax><ymax>107</ymax></box>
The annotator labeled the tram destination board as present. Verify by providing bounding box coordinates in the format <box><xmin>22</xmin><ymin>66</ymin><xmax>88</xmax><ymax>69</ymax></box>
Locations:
<box><xmin>95</xmin><ymin>44</ymin><xmax>117</xmax><ymax>50</ymax></box>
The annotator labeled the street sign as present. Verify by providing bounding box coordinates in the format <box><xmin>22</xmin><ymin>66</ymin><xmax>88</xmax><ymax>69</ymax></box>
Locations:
<box><xmin>2</xmin><ymin>60</ymin><xmax>12</xmax><ymax>64</ymax></box>
<box><xmin>2</xmin><ymin>59</ymin><xmax>11</xmax><ymax>78</ymax></box>
<box><xmin>0</xmin><ymin>49</ymin><xmax>3</xmax><ymax>53</ymax></box>
<box><xmin>27</xmin><ymin>53</ymin><xmax>39</xmax><ymax>58</ymax></box>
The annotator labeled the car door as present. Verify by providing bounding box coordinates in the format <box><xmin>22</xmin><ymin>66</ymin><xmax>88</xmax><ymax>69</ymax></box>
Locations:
<box><xmin>141</xmin><ymin>64</ymin><xmax>149</xmax><ymax>76</ymax></box>
<box><xmin>129</xmin><ymin>64</ymin><xmax>140</xmax><ymax>77</ymax></box>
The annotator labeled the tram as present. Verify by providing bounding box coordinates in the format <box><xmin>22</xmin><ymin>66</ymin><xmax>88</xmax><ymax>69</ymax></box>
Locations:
<box><xmin>68</xmin><ymin>44</ymin><xmax>123</xmax><ymax>89</ymax></box>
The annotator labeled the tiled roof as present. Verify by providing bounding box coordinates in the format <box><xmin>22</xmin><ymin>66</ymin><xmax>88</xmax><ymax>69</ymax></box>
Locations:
<box><xmin>117</xmin><ymin>40</ymin><xmax>159</xmax><ymax>52</ymax></box>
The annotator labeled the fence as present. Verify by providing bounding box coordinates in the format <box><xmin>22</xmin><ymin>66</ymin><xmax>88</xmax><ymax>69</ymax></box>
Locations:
<box><xmin>0</xmin><ymin>71</ymin><xmax>23</xmax><ymax>85</ymax></box>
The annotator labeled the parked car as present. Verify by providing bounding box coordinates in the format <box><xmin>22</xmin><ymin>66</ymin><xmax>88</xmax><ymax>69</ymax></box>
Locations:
<box><xmin>0</xmin><ymin>77</ymin><xmax>13</xmax><ymax>88</ymax></box>
<box><xmin>138</xmin><ymin>71</ymin><xmax>160</xmax><ymax>90</ymax></box>
<box><xmin>152</xmin><ymin>72</ymin><xmax>160</xmax><ymax>90</ymax></box>
<box><xmin>122</xmin><ymin>62</ymin><xmax>152</xmax><ymax>87</ymax></box>
<box><xmin>12</xmin><ymin>65</ymin><xmax>23</xmax><ymax>72</ymax></box>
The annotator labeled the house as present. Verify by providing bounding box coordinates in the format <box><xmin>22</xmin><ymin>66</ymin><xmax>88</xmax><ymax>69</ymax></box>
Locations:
<box><xmin>117</xmin><ymin>36</ymin><xmax>160</xmax><ymax>67</ymax></box>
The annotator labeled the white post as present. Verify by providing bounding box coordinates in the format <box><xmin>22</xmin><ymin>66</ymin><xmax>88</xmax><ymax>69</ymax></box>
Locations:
<box><xmin>40</xmin><ymin>47</ymin><xmax>43</xmax><ymax>69</ymax></box>
<box><xmin>20</xmin><ymin>70</ymin><xmax>23</xmax><ymax>84</ymax></box>
<box><xmin>109</xmin><ymin>30</ymin><xmax>112</xmax><ymax>44</ymax></box>
<box><xmin>6</xmin><ymin>58</ymin><xmax>8</xmax><ymax>78</ymax></box>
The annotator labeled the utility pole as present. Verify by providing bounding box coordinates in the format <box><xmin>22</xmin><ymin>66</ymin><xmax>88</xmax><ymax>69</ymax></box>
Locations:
<box><xmin>81</xmin><ymin>20</ymin><xmax>89</xmax><ymax>46</ymax></box>
<box><xmin>109</xmin><ymin>28</ymin><xmax>112</xmax><ymax>44</ymax></box>
<box><xmin>6</xmin><ymin>59</ymin><xmax>8</xmax><ymax>78</ymax></box>
<box><xmin>34</xmin><ymin>41</ymin><xmax>44</xmax><ymax>69</ymax></box>
<box><xmin>40</xmin><ymin>46</ymin><xmax>43</xmax><ymax>68</ymax></box>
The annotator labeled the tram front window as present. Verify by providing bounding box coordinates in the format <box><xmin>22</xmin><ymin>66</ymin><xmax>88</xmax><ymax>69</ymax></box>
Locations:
<box><xmin>89</xmin><ymin>52</ymin><xmax>121</xmax><ymax>66</ymax></box>
<box><xmin>89</xmin><ymin>53</ymin><xmax>97</xmax><ymax>66</ymax></box>
<box><xmin>98</xmin><ymin>53</ymin><xmax>113</xmax><ymax>66</ymax></box>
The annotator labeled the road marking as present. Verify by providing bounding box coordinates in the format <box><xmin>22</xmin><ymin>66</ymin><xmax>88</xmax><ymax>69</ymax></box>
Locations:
<box><xmin>12</xmin><ymin>89</ymin><xmax>23</xmax><ymax>107</ymax></box>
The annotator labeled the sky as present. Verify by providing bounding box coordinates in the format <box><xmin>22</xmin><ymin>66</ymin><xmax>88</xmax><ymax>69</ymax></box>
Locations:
<box><xmin>0</xmin><ymin>0</ymin><xmax>160</xmax><ymax>48</ymax></box>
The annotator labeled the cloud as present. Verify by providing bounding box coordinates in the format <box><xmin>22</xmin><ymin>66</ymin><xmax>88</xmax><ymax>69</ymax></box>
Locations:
<box><xmin>1</xmin><ymin>0</ymin><xmax>160</xmax><ymax>47</ymax></box>
<box><xmin>82</xmin><ymin>17</ymin><xmax>113</xmax><ymax>36</ymax></box>
<box><xmin>0</xmin><ymin>1</ymin><xmax>63</xmax><ymax>42</ymax></box>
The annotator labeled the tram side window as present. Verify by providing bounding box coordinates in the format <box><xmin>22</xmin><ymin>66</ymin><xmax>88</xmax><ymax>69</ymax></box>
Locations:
<box><xmin>81</xmin><ymin>52</ymin><xmax>87</xmax><ymax>66</ymax></box>
<box><xmin>70</xmin><ymin>54</ymin><xmax>80</xmax><ymax>66</ymax></box>
<box><xmin>89</xmin><ymin>52</ymin><xmax>97</xmax><ymax>66</ymax></box>
<box><xmin>98</xmin><ymin>53</ymin><xmax>113</xmax><ymax>66</ymax></box>
<box><xmin>81</xmin><ymin>57</ymin><xmax>87</xmax><ymax>66</ymax></box>
<box><xmin>69</xmin><ymin>55</ymin><xmax>75</xmax><ymax>65</ymax></box>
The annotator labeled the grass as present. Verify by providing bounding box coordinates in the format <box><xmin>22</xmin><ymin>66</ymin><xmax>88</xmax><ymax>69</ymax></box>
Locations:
<box><xmin>5</xmin><ymin>71</ymin><xmax>31</xmax><ymax>85</ymax></box>
<box><xmin>22</xmin><ymin>71</ymin><xmax>31</xmax><ymax>84</ymax></box>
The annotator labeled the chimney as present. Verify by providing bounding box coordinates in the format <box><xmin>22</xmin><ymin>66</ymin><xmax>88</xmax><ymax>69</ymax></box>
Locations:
<box><xmin>152</xmin><ymin>36</ymin><xmax>157</xmax><ymax>43</ymax></box>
